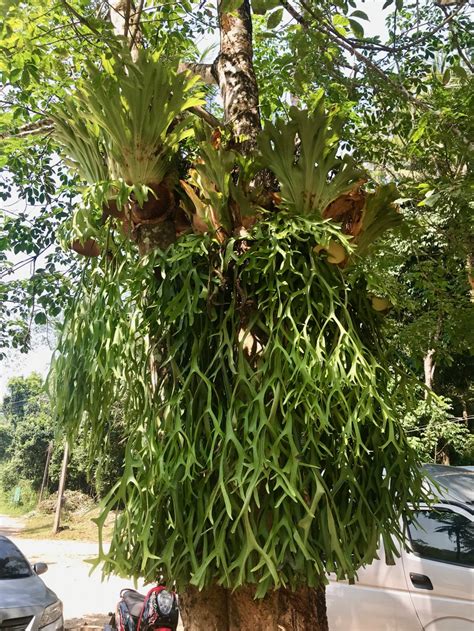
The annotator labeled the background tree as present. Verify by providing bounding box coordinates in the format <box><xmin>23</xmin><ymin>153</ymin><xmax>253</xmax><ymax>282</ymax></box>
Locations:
<box><xmin>0</xmin><ymin>374</ymin><xmax>125</xmax><ymax>498</ymax></box>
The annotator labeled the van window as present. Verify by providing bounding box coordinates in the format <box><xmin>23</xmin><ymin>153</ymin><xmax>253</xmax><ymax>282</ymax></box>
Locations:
<box><xmin>407</xmin><ymin>509</ymin><xmax>474</xmax><ymax>567</ymax></box>
<box><xmin>0</xmin><ymin>537</ymin><xmax>32</xmax><ymax>579</ymax></box>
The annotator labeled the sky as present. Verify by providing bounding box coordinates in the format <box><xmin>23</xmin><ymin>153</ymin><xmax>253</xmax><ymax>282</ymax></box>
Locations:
<box><xmin>0</xmin><ymin>0</ymin><xmax>389</xmax><ymax>400</ymax></box>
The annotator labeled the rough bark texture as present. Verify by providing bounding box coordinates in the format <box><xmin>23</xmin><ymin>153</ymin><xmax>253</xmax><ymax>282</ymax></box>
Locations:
<box><xmin>228</xmin><ymin>587</ymin><xmax>277</xmax><ymax>631</ymax></box>
<box><xmin>468</xmin><ymin>254</ymin><xmax>474</xmax><ymax>301</ymax></box>
<box><xmin>279</xmin><ymin>586</ymin><xmax>329</xmax><ymax>630</ymax></box>
<box><xmin>134</xmin><ymin>220</ymin><xmax>176</xmax><ymax>255</ymax></box>
<box><xmin>109</xmin><ymin>0</ymin><xmax>142</xmax><ymax>60</ymax></box>
<box><xmin>178</xmin><ymin>62</ymin><xmax>216</xmax><ymax>85</ymax></box>
<box><xmin>109</xmin><ymin>0</ymin><xmax>130</xmax><ymax>37</ymax></box>
<box><xmin>180</xmin><ymin>584</ymin><xmax>328</xmax><ymax>631</ymax></box>
<box><xmin>180</xmin><ymin>586</ymin><xmax>229</xmax><ymax>631</ymax></box>
<box><xmin>214</xmin><ymin>0</ymin><xmax>261</xmax><ymax>151</ymax></box>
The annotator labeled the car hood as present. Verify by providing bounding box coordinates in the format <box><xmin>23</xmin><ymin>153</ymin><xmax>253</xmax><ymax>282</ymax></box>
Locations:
<box><xmin>0</xmin><ymin>575</ymin><xmax>58</xmax><ymax>609</ymax></box>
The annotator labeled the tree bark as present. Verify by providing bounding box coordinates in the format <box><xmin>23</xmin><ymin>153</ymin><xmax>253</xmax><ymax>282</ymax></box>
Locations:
<box><xmin>180</xmin><ymin>584</ymin><xmax>328</xmax><ymax>631</ymax></box>
<box><xmin>180</xmin><ymin>585</ymin><xmax>229</xmax><ymax>631</ymax></box>
<box><xmin>278</xmin><ymin>586</ymin><xmax>329</xmax><ymax>631</ymax></box>
<box><xmin>424</xmin><ymin>348</ymin><xmax>436</xmax><ymax>393</ymax></box>
<box><xmin>52</xmin><ymin>442</ymin><xmax>69</xmax><ymax>534</ymax></box>
<box><xmin>462</xmin><ymin>399</ymin><xmax>469</xmax><ymax>426</ymax></box>
<box><xmin>468</xmin><ymin>254</ymin><xmax>474</xmax><ymax>302</ymax></box>
<box><xmin>214</xmin><ymin>0</ymin><xmax>261</xmax><ymax>151</ymax></box>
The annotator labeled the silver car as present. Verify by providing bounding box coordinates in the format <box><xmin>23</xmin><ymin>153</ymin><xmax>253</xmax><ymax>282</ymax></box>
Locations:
<box><xmin>0</xmin><ymin>536</ymin><xmax>64</xmax><ymax>631</ymax></box>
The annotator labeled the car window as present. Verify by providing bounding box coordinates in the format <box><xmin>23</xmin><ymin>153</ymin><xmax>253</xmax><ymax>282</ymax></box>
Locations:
<box><xmin>0</xmin><ymin>538</ymin><xmax>33</xmax><ymax>579</ymax></box>
<box><xmin>407</xmin><ymin>508</ymin><xmax>474</xmax><ymax>568</ymax></box>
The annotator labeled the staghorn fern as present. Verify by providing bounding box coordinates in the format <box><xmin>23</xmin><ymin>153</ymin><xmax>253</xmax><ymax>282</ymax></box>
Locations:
<box><xmin>51</xmin><ymin>49</ymin><xmax>204</xmax><ymax>190</ymax></box>
<box><xmin>50</xmin><ymin>100</ymin><xmax>108</xmax><ymax>184</ymax></box>
<box><xmin>51</xmin><ymin>215</ymin><xmax>428</xmax><ymax>596</ymax></box>
<box><xmin>78</xmin><ymin>50</ymin><xmax>204</xmax><ymax>186</ymax></box>
<box><xmin>352</xmin><ymin>183</ymin><xmax>403</xmax><ymax>257</ymax></box>
<box><xmin>258</xmin><ymin>103</ymin><xmax>362</xmax><ymax>217</ymax></box>
<box><xmin>181</xmin><ymin>126</ymin><xmax>261</xmax><ymax>237</ymax></box>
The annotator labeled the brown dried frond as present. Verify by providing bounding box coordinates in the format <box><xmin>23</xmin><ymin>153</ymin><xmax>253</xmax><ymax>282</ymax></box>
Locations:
<box><xmin>323</xmin><ymin>180</ymin><xmax>367</xmax><ymax>236</ymax></box>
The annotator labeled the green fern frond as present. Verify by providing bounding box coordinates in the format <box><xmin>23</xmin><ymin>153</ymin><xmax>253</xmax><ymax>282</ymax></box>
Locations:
<box><xmin>78</xmin><ymin>50</ymin><xmax>204</xmax><ymax>186</ymax></box>
<box><xmin>51</xmin><ymin>49</ymin><xmax>204</xmax><ymax>190</ymax></box>
<box><xmin>353</xmin><ymin>184</ymin><xmax>402</xmax><ymax>257</ymax></box>
<box><xmin>258</xmin><ymin>104</ymin><xmax>362</xmax><ymax>217</ymax></box>
<box><xmin>50</xmin><ymin>100</ymin><xmax>108</xmax><ymax>184</ymax></box>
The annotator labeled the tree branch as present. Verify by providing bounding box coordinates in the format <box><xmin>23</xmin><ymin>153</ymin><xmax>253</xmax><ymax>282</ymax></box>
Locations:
<box><xmin>281</xmin><ymin>0</ymin><xmax>429</xmax><ymax>109</ymax></box>
<box><xmin>108</xmin><ymin>0</ymin><xmax>128</xmax><ymax>37</ymax></box>
<box><xmin>189</xmin><ymin>106</ymin><xmax>221</xmax><ymax>128</ymax></box>
<box><xmin>178</xmin><ymin>62</ymin><xmax>217</xmax><ymax>85</ymax></box>
<box><xmin>59</xmin><ymin>0</ymin><xmax>101</xmax><ymax>36</ymax></box>
<box><xmin>129</xmin><ymin>0</ymin><xmax>145</xmax><ymax>58</ymax></box>
<box><xmin>0</xmin><ymin>119</ymin><xmax>54</xmax><ymax>140</ymax></box>
<box><xmin>345</xmin><ymin>0</ymin><xmax>469</xmax><ymax>54</ymax></box>
<box><xmin>440</xmin><ymin>4</ymin><xmax>474</xmax><ymax>73</ymax></box>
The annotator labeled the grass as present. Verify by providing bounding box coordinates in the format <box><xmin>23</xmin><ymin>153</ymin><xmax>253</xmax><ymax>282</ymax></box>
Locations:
<box><xmin>15</xmin><ymin>507</ymin><xmax>116</xmax><ymax>541</ymax></box>
<box><xmin>0</xmin><ymin>488</ymin><xmax>115</xmax><ymax>542</ymax></box>
<box><xmin>0</xmin><ymin>490</ymin><xmax>35</xmax><ymax>516</ymax></box>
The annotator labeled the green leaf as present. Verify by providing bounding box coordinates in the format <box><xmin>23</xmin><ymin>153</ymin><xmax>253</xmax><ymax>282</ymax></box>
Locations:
<box><xmin>452</xmin><ymin>65</ymin><xmax>468</xmax><ymax>81</ymax></box>
<box><xmin>252</xmin><ymin>0</ymin><xmax>279</xmax><ymax>14</ymax></box>
<box><xmin>349</xmin><ymin>19</ymin><xmax>364</xmax><ymax>38</ymax></box>
<box><xmin>220</xmin><ymin>0</ymin><xmax>244</xmax><ymax>12</ymax></box>
<box><xmin>34</xmin><ymin>312</ymin><xmax>47</xmax><ymax>324</ymax></box>
<box><xmin>267</xmin><ymin>8</ymin><xmax>283</xmax><ymax>29</ymax></box>
<box><xmin>410</xmin><ymin>126</ymin><xmax>425</xmax><ymax>144</ymax></box>
<box><xmin>350</xmin><ymin>10</ymin><xmax>369</xmax><ymax>20</ymax></box>
<box><xmin>332</xmin><ymin>14</ymin><xmax>350</xmax><ymax>27</ymax></box>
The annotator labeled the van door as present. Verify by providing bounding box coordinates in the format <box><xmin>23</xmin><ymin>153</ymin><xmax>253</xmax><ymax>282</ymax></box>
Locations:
<box><xmin>402</xmin><ymin>505</ymin><xmax>474</xmax><ymax>631</ymax></box>
<box><xmin>326</xmin><ymin>539</ymin><xmax>422</xmax><ymax>631</ymax></box>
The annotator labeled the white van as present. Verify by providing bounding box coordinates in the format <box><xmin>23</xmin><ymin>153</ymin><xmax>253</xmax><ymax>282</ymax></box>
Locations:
<box><xmin>326</xmin><ymin>465</ymin><xmax>474</xmax><ymax>631</ymax></box>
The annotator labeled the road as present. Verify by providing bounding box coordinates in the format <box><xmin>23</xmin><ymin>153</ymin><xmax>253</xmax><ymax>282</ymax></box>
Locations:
<box><xmin>0</xmin><ymin>515</ymin><xmax>183</xmax><ymax>630</ymax></box>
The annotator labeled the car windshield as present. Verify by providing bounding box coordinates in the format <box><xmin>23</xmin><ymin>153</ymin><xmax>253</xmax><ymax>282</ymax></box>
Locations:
<box><xmin>0</xmin><ymin>538</ymin><xmax>33</xmax><ymax>579</ymax></box>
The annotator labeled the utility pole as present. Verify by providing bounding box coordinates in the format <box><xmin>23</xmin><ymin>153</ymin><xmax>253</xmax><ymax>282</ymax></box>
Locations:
<box><xmin>38</xmin><ymin>442</ymin><xmax>53</xmax><ymax>505</ymax></box>
<box><xmin>52</xmin><ymin>442</ymin><xmax>69</xmax><ymax>535</ymax></box>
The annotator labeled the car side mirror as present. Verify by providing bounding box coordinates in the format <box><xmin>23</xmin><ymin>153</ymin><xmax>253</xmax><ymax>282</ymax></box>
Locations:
<box><xmin>33</xmin><ymin>562</ymin><xmax>48</xmax><ymax>575</ymax></box>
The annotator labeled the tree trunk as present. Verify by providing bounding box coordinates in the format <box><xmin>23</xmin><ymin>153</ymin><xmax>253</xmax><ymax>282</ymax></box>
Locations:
<box><xmin>440</xmin><ymin>451</ymin><xmax>450</xmax><ymax>465</ymax></box>
<box><xmin>180</xmin><ymin>584</ymin><xmax>329</xmax><ymax>631</ymax></box>
<box><xmin>180</xmin><ymin>586</ymin><xmax>229</xmax><ymax>631</ymax></box>
<box><xmin>423</xmin><ymin>348</ymin><xmax>436</xmax><ymax>393</ymax></box>
<box><xmin>462</xmin><ymin>399</ymin><xmax>469</xmax><ymax>426</ymax></box>
<box><xmin>214</xmin><ymin>0</ymin><xmax>261</xmax><ymax>151</ymax></box>
<box><xmin>468</xmin><ymin>254</ymin><xmax>474</xmax><ymax>302</ymax></box>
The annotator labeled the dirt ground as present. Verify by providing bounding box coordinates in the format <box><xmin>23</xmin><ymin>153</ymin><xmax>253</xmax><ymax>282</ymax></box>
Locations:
<box><xmin>0</xmin><ymin>515</ymin><xmax>184</xmax><ymax>630</ymax></box>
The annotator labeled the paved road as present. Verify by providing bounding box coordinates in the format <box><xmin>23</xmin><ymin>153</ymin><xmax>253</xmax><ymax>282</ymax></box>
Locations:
<box><xmin>0</xmin><ymin>515</ymin><xmax>183</xmax><ymax>630</ymax></box>
<box><xmin>0</xmin><ymin>514</ymin><xmax>26</xmax><ymax>536</ymax></box>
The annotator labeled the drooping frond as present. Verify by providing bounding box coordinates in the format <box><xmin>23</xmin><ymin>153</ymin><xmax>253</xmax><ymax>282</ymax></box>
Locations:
<box><xmin>50</xmin><ymin>100</ymin><xmax>107</xmax><ymax>184</ymax></box>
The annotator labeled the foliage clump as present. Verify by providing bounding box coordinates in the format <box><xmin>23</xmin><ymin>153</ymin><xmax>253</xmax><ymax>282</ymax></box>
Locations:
<box><xmin>53</xmin><ymin>214</ymin><xmax>426</xmax><ymax>594</ymax></box>
<box><xmin>45</xmin><ymin>53</ymin><xmax>430</xmax><ymax>595</ymax></box>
